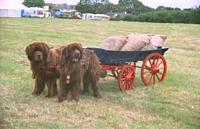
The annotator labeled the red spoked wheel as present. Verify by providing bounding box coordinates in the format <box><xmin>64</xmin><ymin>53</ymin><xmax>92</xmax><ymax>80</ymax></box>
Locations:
<box><xmin>118</xmin><ymin>64</ymin><xmax>136</xmax><ymax>92</ymax></box>
<box><xmin>141</xmin><ymin>53</ymin><xmax>167</xmax><ymax>86</ymax></box>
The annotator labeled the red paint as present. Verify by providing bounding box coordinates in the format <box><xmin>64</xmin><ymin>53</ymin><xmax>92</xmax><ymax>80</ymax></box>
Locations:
<box><xmin>141</xmin><ymin>53</ymin><xmax>167</xmax><ymax>86</ymax></box>
<box><xmin>47</xmin><ymin>65</ymin><xmax>59</xmax><ymax>72</ymax></box>
<box><xmin>118</xmin><ymin>64</ymin><xmax>136</xmax><ymax>92</ymax></box>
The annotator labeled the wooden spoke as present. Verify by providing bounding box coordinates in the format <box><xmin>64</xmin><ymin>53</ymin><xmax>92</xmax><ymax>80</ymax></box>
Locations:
<box><xmin>118</xmin><ymin>64</ymin><xmax>136</xmax><ymax>92</ymax></box>
<box><xmin>155</xmin><ymin>73</ymin><xmax>161</xmax><ymax>81</ymax></box>
<box><xmin>141</xmin><ymin>53</ymin><xmax>167</xmax><ymax>86</ymax></box>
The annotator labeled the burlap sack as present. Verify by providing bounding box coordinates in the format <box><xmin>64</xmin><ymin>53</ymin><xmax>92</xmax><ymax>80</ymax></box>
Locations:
<box><xmin>100</xmin><ymin>36</ymin><xmax>127</xmax><ymax>51</ymax></box>
<box><xmin>141</xmin><ymin>44</ymin><xmax>157</xmax><ymax>50</ymax></box>
<box><xmin>141</xmin><ymin>35</ymin><xmax>167</xmax><ymax>50</ymax></box>
<box><xmin>150</xmin><ymin>35</ymin><xmax>167</xmax><ymax>47</ymax></box>
<box><xmin>121</xmin><ymin>33</ymin><xmax>150</xmax><ymax>51</ymax></box>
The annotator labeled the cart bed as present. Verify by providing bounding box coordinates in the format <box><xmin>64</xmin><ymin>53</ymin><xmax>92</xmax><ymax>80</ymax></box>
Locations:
<box><xmin>88</xmin><ymin>48</ymin><xmax>168</xmax><ymax>65</ymax></box>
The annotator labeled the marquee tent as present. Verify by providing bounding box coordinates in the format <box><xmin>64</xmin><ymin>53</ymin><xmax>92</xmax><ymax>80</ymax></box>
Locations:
<box><xmin>0</xmin><ymin>0</ymin><xmax>28</xmax><ymax>17</ymax></box>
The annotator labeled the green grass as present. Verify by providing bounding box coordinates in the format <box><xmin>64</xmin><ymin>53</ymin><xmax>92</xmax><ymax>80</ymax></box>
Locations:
<box><xmin>0</xmin><ymin>18</ymin><xmax>200</xmax><ymax>129</ymax></box>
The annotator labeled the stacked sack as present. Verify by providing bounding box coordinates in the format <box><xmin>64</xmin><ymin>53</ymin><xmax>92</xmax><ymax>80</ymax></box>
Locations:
<box><xmin>100</xmin><ymin>36</ymin><xmax>128</xmax><ymax>51</ymax></box>
<box><xmin>141</xmin><ymin>35</ymin><xmax>167</xmax><ymax>50</ymax></box>
<box><xmin>100</xmin><ymin>33</ymin><xmax>167</xmax><ymax>51</ymax></box>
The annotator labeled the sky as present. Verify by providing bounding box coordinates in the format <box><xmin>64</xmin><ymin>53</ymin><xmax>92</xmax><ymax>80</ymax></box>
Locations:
<box><xmin>44</xmin><ymin>0</ymin><xmax>200</xmax><ymax>9</ymax></box>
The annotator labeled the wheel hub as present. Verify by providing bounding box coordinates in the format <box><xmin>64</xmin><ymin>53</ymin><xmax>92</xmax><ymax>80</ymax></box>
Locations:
<box><xmin>151</xmin><ymin>65</ymin><xmax>158</xmax><ymax>75</ymax></box>
<box><xmin>126</xmin><ymin>71</ymin><xmax>134</xmax><ymax>80</ymax></box>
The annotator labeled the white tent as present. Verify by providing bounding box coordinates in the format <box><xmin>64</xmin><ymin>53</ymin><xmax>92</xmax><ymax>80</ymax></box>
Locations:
<box><xmin>0</xmin><ymin>0</ymin><xmax>28</xmax><ymax>17</ymax></box>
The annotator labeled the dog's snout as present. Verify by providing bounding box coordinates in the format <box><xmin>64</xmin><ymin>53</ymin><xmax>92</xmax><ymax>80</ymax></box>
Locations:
<box><xmin>34</xmin><ymin>51</ymin><xmax>43</xmax><ymax>62</ymax></box>
<box><xmin>74</xmin><ymin>53</ymin><xmax>80</xmax><ymax>58</ymax></box>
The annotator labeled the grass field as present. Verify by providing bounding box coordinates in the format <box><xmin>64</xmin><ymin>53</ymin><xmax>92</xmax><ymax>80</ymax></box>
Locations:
<box><xmin>0</xmin><ymin>18</ymin><xmax>200</xmax><ymax>129</ymax></box>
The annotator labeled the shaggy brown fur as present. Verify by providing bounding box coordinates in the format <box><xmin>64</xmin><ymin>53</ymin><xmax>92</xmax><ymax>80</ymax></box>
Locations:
<box><xmin>46</xmin><ymin>48</ymin><xmax>61</xmax><ymax>96</ymax></box>
<box><xmin>58</xmin><ymin>43</ymin><xmax>102</xmax><ymax>102</ymax></box>
<box><xmin>25</xmin><ymin>41</ymin><xmax>60</xmax><ymax>97</ymax></box>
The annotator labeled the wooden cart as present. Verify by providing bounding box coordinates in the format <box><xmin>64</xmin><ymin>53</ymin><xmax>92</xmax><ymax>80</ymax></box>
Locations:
<box><xmin>88</xmin><ymin>47</ymin><xmax>169</xmax><ymax>92</ymax></box>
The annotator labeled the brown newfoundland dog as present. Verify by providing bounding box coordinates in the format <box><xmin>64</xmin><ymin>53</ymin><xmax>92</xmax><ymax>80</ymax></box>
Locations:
<box><xmin>58</xmin><ymin>43</ymin><xmax>102</xmax><ymax>102</ymax></box>
<box><xmin>25</xmin><ymin>41</ymin><xmax>60</xmax><ymax>97</ymax></box>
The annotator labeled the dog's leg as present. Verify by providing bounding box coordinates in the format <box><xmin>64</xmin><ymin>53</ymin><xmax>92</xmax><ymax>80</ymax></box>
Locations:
<box><xmin>90</xmin><ymin>74</ymin><xmax>101</xmax><ymax>98</ymax></box>
<box><xmin>82</xmin><ymin>74</ymin><xmax>90</xmax><ymax>94</ymax></box>
<box><xmin>58</xmin><ymin>85</ymin><xmax>70</xmax><ymax>102</ymax></box>
<box><xmin>72</xmin><ymin>82</ymin><xmax>80</xmax><ymax>102</ymax></box>
<box><xmin>58</xmin><ymin>77</ymin><xmax>69</xmax><ymax>102</ymax></box>
<box><xmin>52</xmin><ymin>80</ymin><xmax>57</xmax><ymax>96</ymax></box>
<box><xmin>58</xmin><ymin>84</ymin><xmax>65</xmax><ymax>102</ymax></box>
<box><xmin>32</xmin><ymin>79</ymin><xmax>38</xmax><ymax>94</ymax></box>
<box><xmin>33</xmin><ymin>77</ymin><xmax>45</xmax><ymax>95</ymax></box>
<box><xmin>46</xmin><ymin>80</ymin><xmax>52</xmax><ymax>97</ymax></box>
<box><xmin>37</xmin><ymin>78</ymin><xmax>45</xmax><ymax>94</ymax></box>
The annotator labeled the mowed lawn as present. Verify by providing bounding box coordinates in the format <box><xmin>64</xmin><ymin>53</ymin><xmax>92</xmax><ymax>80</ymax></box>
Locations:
<box><xmin>0</xmin><ymin>18</ymin><xmax>200</xmax><ymax>129</ymax></box>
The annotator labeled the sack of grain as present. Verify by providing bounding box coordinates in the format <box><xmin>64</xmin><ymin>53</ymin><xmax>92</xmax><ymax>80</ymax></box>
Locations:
<box><xmin>100</xmin><ymin>36</ymin><xmax>127</xmax><ymax>51</ymax></box>
<box><xmin>141</xmin><ymin>35</ymin><xmax>167</xmax><ymax>50</ymax></box>
<box><xmin>150</xmin><ymin>35</ymin><xmax>167</xmax><ymax>47</ymax></box>
<box><xmin>141</xmin><ymin>44</ymin><xmax>158</xmax><ymax>50</ymax></box>
<box><xmin>121</xmin><ymin>33</ymin><xmax>150</xmax><ymax>51</ymax></box>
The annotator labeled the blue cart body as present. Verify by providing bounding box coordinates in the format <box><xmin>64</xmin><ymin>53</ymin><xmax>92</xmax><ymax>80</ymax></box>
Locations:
<box><xmin>88</xmin><ymin>48</ymin><xmax>169</xmax><ymax>65</ymax></box>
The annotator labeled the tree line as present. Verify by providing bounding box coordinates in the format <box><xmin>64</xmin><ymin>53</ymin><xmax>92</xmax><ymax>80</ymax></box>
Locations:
<box><xmin>75</xmin><ymin>0</ymin><xmax>153</xmax><ymax>14</ymax></box>
<box><xmin>114</xmin><ymin>6</ymin><xmax>200</xmax><ymax>24</ymax></box>
<box><xmin>22</xmin><ymin>0</ymin><xmax>200</xmax><ymax>24</ymax></box>
<box><xmin>75</xmin><ymin>0</ymin><xmax>200</xmax><ymax>24</ymax></box>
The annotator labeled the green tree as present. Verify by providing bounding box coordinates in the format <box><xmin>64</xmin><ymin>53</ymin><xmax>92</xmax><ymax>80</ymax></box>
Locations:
<box><xmin>23</xmin><ymin>0</ymin><xmax>45</xmax><ymax>7</ymax></box>
<box><xmin>104</xmin><ymin>3</ymin><xmax>120</xmax><ymax>12</ymax></box>
<box><xmin>76</xmin><ymin>0</ymin><xmax>112</xmax><ymax>13</ymax></box>
<box><xmin>80</xmin><ymin>0</ymin><xmax>109</xmax><ymax>5</ymax></box>
<box><xmin>50</xmin><ymin>6</ymin><xmax>60</xmax><ymax>11</ymax></box>
<box><xmin>156</xmin><ymin>6</ymin><xmax>181</xmax><ymax>11</ymax></box>
<box><xmin>119</xmin><ymin>0</ymin><xmax>153</xmax><ymax>15</ymax></box>
<box><xmin>118</xmin><ymin>0</ymin><xmax>134</xmax><ymax>13</ymax></box>
<box><xmin>190</xmin><ymin>6</ymin><xmax>200</xmax><ymax>24</ymax></box>
<box><xmin>76</xmin><ymin>0</ymin><xmax>100</xmax><ymax>13</ymax></box>
<box><xmin>75</xmin><ymin>3</ymin><xmax>95</xmax><ymax>13</ymax></box>
<box><xmin>76</xmin><ymin>0</ymin><xmax>153</xmax><ymax>14</ymax></box>
<box><xmin>80</xmin><ymin>0</ymin><xmax>93</xmax><ymax>5</ymax></box>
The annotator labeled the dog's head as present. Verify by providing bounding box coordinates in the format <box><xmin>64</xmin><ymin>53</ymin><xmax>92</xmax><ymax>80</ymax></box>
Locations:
<box><xmin>25</xmin><ymin>41</ymin><xmax>49</xmax><ymax>63</ymax></box>
<box><xmin>61</xmin><ymin>43</ymin><xmax>83</xmax><ymax>65</ymax></box>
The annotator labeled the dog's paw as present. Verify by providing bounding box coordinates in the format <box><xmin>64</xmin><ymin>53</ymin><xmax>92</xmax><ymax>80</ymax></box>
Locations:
<box><xmin>58</xmin><ymin>97</ymin><xmax>64</xmax><ymax>102</ymax></box>
<box><xmin>32</xmin><ymin>91</ymin><xmax>41</xmax><ymax>95</ymax></box>
<box><xmin>74</xmin><ymin>97</ymin><xmax>79</xmax><ymax>102</ymax></box>
<box><xmin>94</xmin><ymin>94</ymin><xmax>102</xmax><ymax>99</ymax></box>
<box><xmin>46</xmin><ymin>94</ymin><xmax>52</xmax><ymax>98</ymax></box>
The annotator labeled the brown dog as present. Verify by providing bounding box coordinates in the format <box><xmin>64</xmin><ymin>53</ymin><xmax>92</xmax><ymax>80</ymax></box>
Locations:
<box><xmin>25</xmin><ymin>41</ymin><xmax>60</xmax><ymax>97</ymax></box>
<box><xmin>46</xmin><ymin>47</ymin><xmax>61</xmax><ymax>96</ymax></box>
<box><xmin>58</xmin><ymin>43</ymin><xmax>102</xmax><ymax>102</ymax></box>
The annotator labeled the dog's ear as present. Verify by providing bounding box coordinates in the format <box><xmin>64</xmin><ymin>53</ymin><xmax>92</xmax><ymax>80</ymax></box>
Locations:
<box><xmin>41</xmin><ymin>43</ymin><xmax>50</xmax><ymax>58</ymax></box>
<box><xmin>79</xmin><ymin>46</ymin><xmax>83</xmax><ymax>60</ymax></box>
<box><xmin>25</xmin><ymin>45</ymin><xmax>32</xmax><ymax>61</ymax></box>
<box><xmin>60</xmin><ymin>47</ymin><xmax>68</xmax><ymax>66</ymax></box>
<box><xmin>75</xmin><ymin>43</ymin><xmax>83</xmax><ymax>60</ymax></box>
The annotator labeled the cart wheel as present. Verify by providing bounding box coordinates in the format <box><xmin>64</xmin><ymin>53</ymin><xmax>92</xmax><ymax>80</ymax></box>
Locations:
<box><xmin>141</xmin><ymin>53</ymin><xmax>167</xmax><ymax>86</ymax></box>
<box><xmin>112</xmin><ymin>70</ymin><xmax>120</xmax><ymax>79</ymax></box>
<box><xmin>118</xmin><ymin>64</ymin><xmax>136</xmax><ymax>92</ymax></box>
